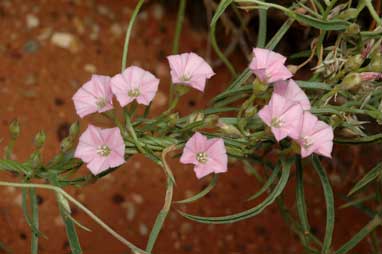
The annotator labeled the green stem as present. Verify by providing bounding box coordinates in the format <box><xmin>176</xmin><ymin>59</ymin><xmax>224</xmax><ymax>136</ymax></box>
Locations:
<box><xmin>169</xmin><ymin>0</ymin><xmax>187</xmax><ymax>108</ymax></box>
<box><xmin>121</xmin><ymin>0</ymin><xmax>145</xmax><ymax>71</ymax></box>
<box><xmin>0</xmin><ymin>181</ymin><xmax>148</xmax><ymax>254</ymax></box>
<box><xmin>364</xmin><ymin>0</ymin><xmax>382</xmax><ymax>26</ymax></box>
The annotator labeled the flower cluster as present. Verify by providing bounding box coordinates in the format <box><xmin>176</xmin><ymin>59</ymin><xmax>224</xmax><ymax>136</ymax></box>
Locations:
<box><xmin>251</xmin><ymin>48</ymin><xmax>334</xmax><ymax>158</ymax></box>
<box><xmin>73</xmin><ymin>52</ymin><xmax>227</xmax><ymax>177</ymax></box>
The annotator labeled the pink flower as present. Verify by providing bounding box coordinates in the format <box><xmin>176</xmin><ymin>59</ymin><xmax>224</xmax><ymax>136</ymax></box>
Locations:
<box><xmin>180</xmin><ymin>132</ymin><xmax>228</xmax><ymax>179</ymax></box>
<box><xmin>72</xmin><ymin>75</ymin><xmax>113</xmax><ymax>118</ymax></box>
<box><xmin>111</xmin><ymin>66</ymin><xmax>160</xmax><ymax>106</ymax></box>
<box><xmin>258</xmin><ymin>93</ymin><xmax>303</xmax><ymax>141</ymax></box>
<box><xmin>296</xmin><ymin>112</ymin><xmax>333</xmax><ymax>158</ymax></box>
<box><xmin>167</xmin><ymin>52</ymin><xmax>215</xmax><ymax>92</ymax></box>
<box><xmin>274</xmin><ymin>79</ymin><xmax>311</xmax><ymax>110</ymax></box>
<box><xmin>249</xmin><ymin>48</ymin><xmax>292</xmax><ymax>83</ymax></box>
<box><xmin>75</xmin><ymin>125</ymin><xmax>125</xmax><ymax>175</ymax></box>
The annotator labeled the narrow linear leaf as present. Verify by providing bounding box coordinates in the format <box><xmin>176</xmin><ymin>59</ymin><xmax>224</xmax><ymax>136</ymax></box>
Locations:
<box><xmin>335</xmin><ymin>134</ymin><xmax>382</xmax><ymax>144</ymax></box>
<box><xmin>297</xmin><ymin>81</ymin><xmax>332</xmax><ymax>91</ymax></box>
<box><xmin>312</xmin><ymin>155</ymin><xmax>335</xmax><ymax>254</ymax></box>
<box><xmin>336</xmin><ymin>216</ymin><xmax>382</xmax><ymax>254</ymax></box>
<box><xmin>176</xmin><ymin>174</ymin><xmax>218</xmax><ymax>204</ymax></box>
<box><xmin>178</xmin><ymin>158</ymin><xmax>292</xmax><ymax>224</ymax></box>
<box><xmin>265</xmin><ymin>18</ymin><xmax>294</xmax><ymax>50</ymax></box>
<box><xmin>210</xmin><ymin>0</ymin><xmax>236</xmax><ymax>76</ymax></box>
<box><xmin>348</xmin><ymin>162</ymin><xmax>382</xmax><ymax>196</ymax></box>
<box><xmin>247</xmin><ymin>165</ymin><xmax>280</xmax><ymax>201</ymax></box>
<box><xmin>21</xmin><ymin>188</ymin><xmax>44</xmax><ymax>239</ymax></box>
<box><xmin>295</xmin><ymin>156</ymin><xmax>311</xmax><ymax>245</ymax></box>
<box><xmin>257</xmin><ymin>9</ymin><xmax>267</xmax><ymax>47</ymax></box>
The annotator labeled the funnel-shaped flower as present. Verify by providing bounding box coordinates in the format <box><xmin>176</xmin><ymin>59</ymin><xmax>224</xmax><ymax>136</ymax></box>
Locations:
<box><xmin>180</xmin><ymin>132</ymin><xmax>227</xmax><ymax>179</ymax></box>
<box><xmin>258</xmin><ymin>93</ymin><xmax>303</xmax><ymax>141</ymax></box>
<box><xmin>249</xmin><ymin>48</ymin><xmax>292</xmax><ymax>83</ymax></box>
<box><xmin>111</xmin><ymin>66</ymin><xmax>160</xmax><ymax>106</ymax></box>
<box><xmin>274</xmin><ymin>79</ymin><xmax>311</xmax><ymax>110</ymax></box>
<box><xmin>167</xmin><ymin>52</ymin><xmax>215</xmax><ymax>92</ymax></box>
<box><xmin>296</xmin><ymin>112</ymin><xmax>333</xmax><ymax>158</ymax></box>
<box><xmin>75</xmin><ymin>125</ymin><xmax>125</xmax><ymax>175</ymax></box>
<box><xmin>72</xmin><ymin>75</ymin><xmax>113</xmax><ymax>118</ymax></box>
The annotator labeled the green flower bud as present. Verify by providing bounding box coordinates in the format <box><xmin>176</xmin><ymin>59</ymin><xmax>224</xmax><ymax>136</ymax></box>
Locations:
<box><xmin>345</xmin><ymin>54</ymin><xmax>364</xmax><ymax>71</ymax></box>
<box><xmin>187</xmin><ymin>111</ymin><xmax>204</xmax><ymax>124</ymax></box>
<box><xmin>329</xmin><ymin>114</ymin><xmax>342</xmax><ymax>128</ymax></box>
<box><xmin>253</xmin><ymin>79</ymin><xmax>268</xmax><ymax>94</ymax></box>
<box><xmin>204</xmin><ymin>114</ymin><xmax>219</xmax><ymax>128</ymax></box>
<box><xmin>217</xmin><ymin>120</ymin><xmax>242</xmax><ymax>137</ymax></box>
<box><xmin>340</xmin><ymin>72</ymin><xmax>362</xmax><ymax>91</ymax></box>
<box><xmin>9</xmin><ymin>119</ymin><xmax>20</xmax><ymax>139</ymax></box>
<box><xmin>244</xmin><ymin>106</ymin><xmax>257</xmax><ymax>118</ymax></box>
<box><xmin>60</xmin><ymin>137</ymin><xmax>74</xmax><ymax>152</ymax></box>
<box><xmin>167</xmin><ymin>113</ymin><xmax>179</xmax><ymax>126</ymax></box>
<box><xmin>34</xmin><ymin>130</ymin><xmax>46</xmax><ymax>149</ymax></box>
<box><xmin>69</xmin><ymin>121</ymin><xmax>80</xmax><ymax>137</ymax></box>
<box><xmin>369</xmin><ymin>52</ymin><xmax>382</xmax><ymax>72</ymax></box>
<box><xmin>337</xmin><ymin>9</ymin><xmax>359</xmax><ymax>20</ymax></box>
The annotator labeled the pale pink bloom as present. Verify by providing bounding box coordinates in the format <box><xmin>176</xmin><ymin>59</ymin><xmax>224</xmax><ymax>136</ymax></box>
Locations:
<box><xmin>111</xmin><ymin>66</ymin><xmax>160</xmax><ymax>106</ymax></box>
<box><xmin>249</xmin><ymin>48</ymin><xmax>292</xmax><ymax>83</ymax></box>
<box><xmin>258</xmin><ymin>93</ymin><xmax>303</xmax><ymax>141</ymax></box>
<box><xmin>296</xmin><ymin>111</ymin><xmax>333</xmax><ymax>158</ymax></box>
<box><xmin>274</xmin><ymin>79</ymin><xmax>311</xmax><ymax>110</ymax></box>
<box><xmin>72</xmin><ymin>75</ymin><xmax>113</xmax><ymax>118</ymax></box>
<box><xmin>180</xmin><ymin>132</ymin><xmax>228</xmax><ymax>179</ymax></box>
<box><xmin>75</xmin><ymin>125</ymin><xmax>125</xmax><ymax>175</ymax></box>
<box><xmin>167</xmin><ymin>52</ymin><xmax>215</xmax><ymax>92</ymax></box>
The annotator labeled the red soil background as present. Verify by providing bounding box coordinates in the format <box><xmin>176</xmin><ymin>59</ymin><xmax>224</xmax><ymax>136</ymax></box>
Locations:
<box><xmin>0</xmin><ymin>0</ymin><xmax>381</xmax><ymax>253</ymax></box>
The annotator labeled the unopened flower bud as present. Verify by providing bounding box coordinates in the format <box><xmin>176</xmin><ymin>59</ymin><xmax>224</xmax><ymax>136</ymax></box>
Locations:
<box><xmin>244</xmin><ymin>106</ymin><xmax>257</xmax><ymax>118</ymax></box>
<box><xmin>187</xmin><ymin>111</ymin><xmax>204</xmax><ymax>124</ymax></box>
<box><xmin>33</xmin><ymin>131</ymin><xmax>46</xmax><ymax>149</ymax></box>
<box><xmin>69</xmin><ymin>121</ymin><xmax>80</xmax><ymax>137</ymax></box>
<box><xmin>217</xmin><ymin>120</ymin><xmax>242</xmax><ymax>137</ymax></box>
<box><xmin>345</xmin><ymin>54</ymin><xmax>364</xmax><ymax>71</ymax></box>
<box><xmin>340</xmin><ymin>73</ymin><xmax>362</xmax><ymax>91</ymax></box>
<box><xmin>253</xmin><ymin>79</ymin><xmax>268</xmax><ymax>94</ymax></box>
<box><xmin>204</xmin><ymin>114</ymin><xmax>219</xmax><ymax>128</ymax></box>
<box><xmin>329</xmin><ymin>114</ymin><xmax>342</xmax><ymax>128</ymax></box>
<box><xmin>168</xmin><ymin>113</ymin><xmax>179</xmax><ymax>126</ymax></box>
<box><xmin>337</xmin><ymin>9</ymin><xmax>359</xmax><ymax>20</ymax></box>
<box><xmin>60</xmin><ymin>137</ymin><xmax>74</xmax><ymax>152</ymax></box>
<box><xmin>369</xmin><ymin>52</ymin><xmax>382</xmax><ymax>72</ymax></box>
<box><xmin>9</xmin><ymin>119</ymin><xmax>20</xmax><ymax>139</ymax></box>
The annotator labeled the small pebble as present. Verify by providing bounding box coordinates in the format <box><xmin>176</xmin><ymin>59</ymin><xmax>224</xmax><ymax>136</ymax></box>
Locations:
<box><xmin>139</xmin><ymin>223</ymin><xmax>148</xmax><ymax>236</ymax></box>
<box><xmin>152</xmin><ymin>4</ymin><xmax>164</xmax><ymax>21</ymax></box>
<box><xmin>131</xmin><ymin>193</ymin><xmax>144</xmax><ymax>204</ymax></box>
<box><xmin>110</xmin><ymin>23</ymin><xmax>123</xmax><ymax>37</ymax></box>
<box><xmin>122</xmin><ymin>201</ymin><xmax>136</xmax><ymax>221</ymax></box>
<box><xmin>25</xmin><ymin>74</ymin><xmax>37</xmax><ymax>86</ymax></box>
<box><xmin>51</xmin><ymin>32</ymin><xmax>79</xmax><ymax>53</ymax></box>
<box><xmin>84</xmin><ymin>64</ymin><xmax>96</xmax><ymax>73</ymax></box>
<box><xmin>26</xmin><ymin>14</ymin><xmax>39</xmax><ymax>29</ymax></box>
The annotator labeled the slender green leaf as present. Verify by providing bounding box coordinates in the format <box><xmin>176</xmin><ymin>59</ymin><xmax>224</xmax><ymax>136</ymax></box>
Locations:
<box><xmin>296</xmin><ymin>156</ymin><xmax>311</xmax><ymax>246</ymax></box>
<box><xmin>21</xmin><ymin>188</ymin><xmax>44</xmax><ymax>239</ymax></box>
<box><xmin>210</xmin><ymin>0</ymin><xmax>236</xmax><ymax>76</ymax></box>
<box><xmin>0</xmin><ymin>160</ymin><xmax>31</xmax><ymax>176</ymax></box>
<box><xmin>293</xmin><ymin>13</ymin><xmax>349</xmax><ymax>30</ymax></box>
<box><xmin>335</xmin><ymin>134</ymin><xmax>382</xmax><ymax>144</ymax></box>
<box><xmin>257</xmin><ymin>9</ymin><xmax>267</xmax><ymax>47</ymax></box>
<box><xmin>348</xmin><ymin>162</ymin><xmax>382</xmax><ymax>196</ymax></box>
<box><xmin>336</xmin><ymin>216</ymin><xmax>382</xmax><ymax>254</ymax></box>
<box><xmin>247</xmin><ymin>165</ymin><xmax>280</xmax><ymax>201</ymax></box>
<box><xmin>265</xmin><ymin>18</ymin><xmax>294</xmax><ymax>50</ymax></box>
<box><xmin>176</xmin><ymin>175</ymin><xmax>218</xmax><ymax>204</ymax></box>
<box><xmin>297</xmin><ymin>81</ymin><xmax>332</xmax><ymax>91</ymax></box>
<box><xmin>178</xmin><ymin>158</ymin><xmax>292</xmax><ymax>224</ymax></box>
<box><xmin>312</xmin><ymin>155</ymin><xmax>335</xmax><ymax>254</ymax></box>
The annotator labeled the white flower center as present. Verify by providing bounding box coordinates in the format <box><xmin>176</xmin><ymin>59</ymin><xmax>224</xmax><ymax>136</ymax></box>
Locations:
<box><xmin>180</xmin><ymin>74</ymin><xmax>191</xmax><ymax>82</ymax></box>
<box><xmin>96</xmin><ymin>145</ymin><xmax>111</xmax><ymax>157</ymax></box>
<box><xmin>271</xmin><ymin>117</ymin><xmax>283</xmax><ymax>128</ymax></box>
<box><xmin>196</xmin><ymin>152</ymin><xmax>208</xmax><ymax>164</ymax></box>
<box><xmin>96</xmin><ymin>97</ymin><xmax>108</xmax><ymax>110</ymax></box>
<box><xmin>128</xmin><ymin>88</ymin><xmax>140</xmax><ymax>97</ymax></box>
<box><xmin>302</xmin><ymin>136</ymin><xmax>313</xmax><ymax>149</ymax></box>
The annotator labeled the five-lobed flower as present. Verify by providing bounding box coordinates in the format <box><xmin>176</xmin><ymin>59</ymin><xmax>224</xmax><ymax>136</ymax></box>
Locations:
<box><xmin>111</xmin><ymin>66</ymin><xmax>160</xmax><ymax>107</ymax></box>
<box><xmin>180</xmin><ymin>132</ymin><xmax>228</xmax><ymax>179</ymax></box>
<box><xmin>167</xmin><ymin>52</ymin><xmax>215</xmax><ymax>92</ymax></box>
<box><xmin>72</xmin><ymin>75</ymin><xmax>114</xmax><ymax>118</ymax></box>
<box><xmin>74</xmin><ymin>125</ymin><xmax>125</xmax><ymax>175</ymax></box>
